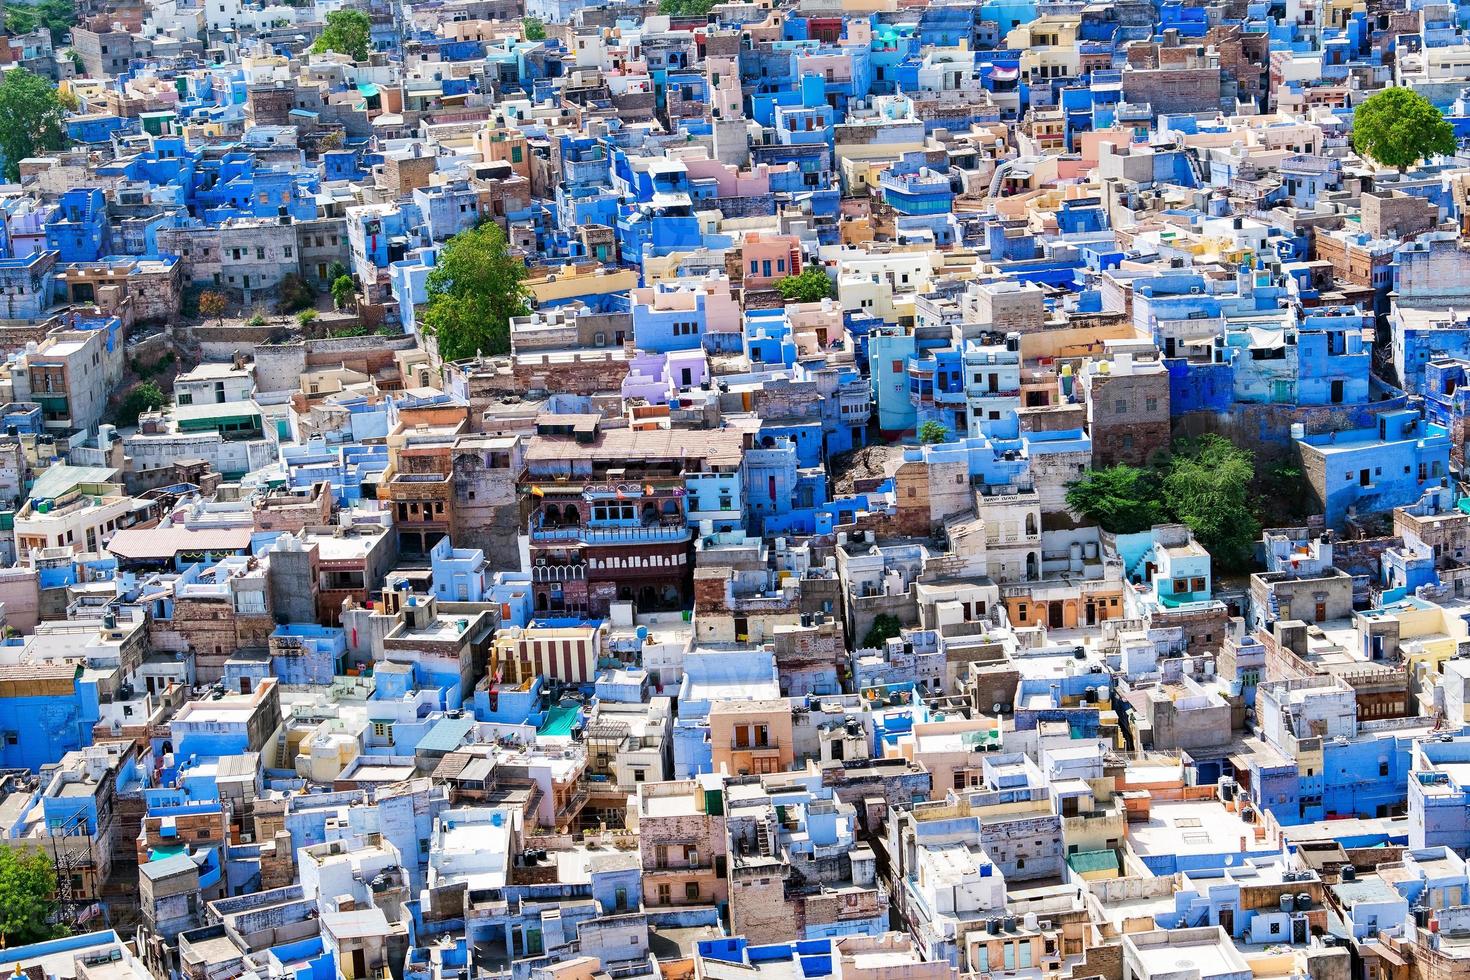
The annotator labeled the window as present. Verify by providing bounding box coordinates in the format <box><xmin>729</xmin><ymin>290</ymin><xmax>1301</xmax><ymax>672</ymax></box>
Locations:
<box><xmin>684</xmin><ymin>882</ymin><xmax>700</xmax><ymax>901</ymax></box>
<box><xmin>657</xmin><ymin>884</ymin><xmax>671</xmax><ymax>904</ymax></box>
<box><xmin>1114</xmin><ymin>398</ymin><xmax>1127</xmax><ymax>414</ymax></box>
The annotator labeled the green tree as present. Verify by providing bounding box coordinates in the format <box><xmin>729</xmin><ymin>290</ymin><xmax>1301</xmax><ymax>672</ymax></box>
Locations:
<box><xmin>0</xmin><ymin>848</ymin><xmax>62</xmax><ymax>946</ymax></box>
<box><xmin>1065</xmin><ymin>465</ymin><xmax>1165</xmax><ymax>535</ymax></box>
<box><xmin>522</xmin><ymin>16</ymin><xmax>547</xmax><ymax>39</ymax></box>
<box><xmin>773</xmin><ymin>266</ymin><xmax>835</xmax><ymax>303</ymax></box>
<box><xmin>861</xmin><ymin>613</ymin><xmax>903</xmax><ymax>650</ymax></box>
<box><xmin>311</xmin><ymin>9</ymin><xmax>372</xmax><ymax>61</ymax></box>
<box><xmin>1352</xmin><ymin>87</ymin><xmax>1457</xmax><ymax>172</ymax></box>
<box><xmin>114</xmin><ymin>381</ymin><xmax>165</xmax><ymax>426</ymax></box>
<box><xmin>5</xmin><ymin>0</ymin><xmax>76</xmax><ymax>45</ymax></box>
<box><xmin>326</xmin><ymin>260</ymin><xmax>350</xmax><ymax>283</ymax></box>
<box><xmin>421</xmin><ymin>222</ymin><xmax>530</xmax><ymax>361</ymax></box>
<box><xmin>918</xmin><ymin>420</ymin><xmax>950</xmax><ymax>444</ymax></box>
<box><xmin>297</xmin><ymin>308</ymin><xmax>319</xmax><ymax>329</ymax></box>
<box><xmin>0</xmin><ymin>69</ymin><xmax>69</xmax><ymax>182</ymax></box>
<box><xmin>658</xmin><ymin>0</ymin><xmax>719</xmax><ymax>13</ymax></box>
<box><xmin>1159</xmin><ymin>435</ymin><xmax>1261</xmax><ymax>573</ymax></box>
<box><xmin>331</xmin><ymin>274</ymin><xmax>356</xmax><ymax>311</ymax></box>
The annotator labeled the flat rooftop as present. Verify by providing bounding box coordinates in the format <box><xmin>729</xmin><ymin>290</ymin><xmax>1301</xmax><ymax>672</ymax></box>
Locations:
<box><xmin>1131</xmin><ymin>933</ymin><xmax>1246</xmax><ymax>980</ymax></box>
<box><xmin>642</xmin><ymin>792</ymin><xmax>702</xmax><ymax>818</ymax></box>
<box><xmin>1127</xmin><ymin>800</ymin><xmax>1257</xmax><ymax>858</ymax></box>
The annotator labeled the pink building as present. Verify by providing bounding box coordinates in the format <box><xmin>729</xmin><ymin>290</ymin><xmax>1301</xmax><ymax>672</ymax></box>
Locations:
<box><xmin>740</xmin><ymin>232</ymin><xmax>803</xmax><ymax>289</ymax></box>
<box><xmin>0</xmin><ymin>566</ymin><xmax>39</xmax><ymax>634</ymax></box>
<box><xmin>676</xmin><ymin>155</ymin><xmax>797</xmax><ymax>200</ymax></box>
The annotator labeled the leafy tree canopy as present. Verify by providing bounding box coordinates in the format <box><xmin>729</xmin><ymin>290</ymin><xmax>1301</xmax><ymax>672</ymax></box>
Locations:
<box><xmin>1160</xmin><ymin>435</ymin><xmax>1260</xmax><ymax>574</ymax></box>
<box><xmin>115</xmin><ymin>382</ymin><xmax>165</xmax><ymax>426</ymax></box>
<box><xmin>658</xmin><ymin>0</ymin><xmax>719</xmax><ymax>17</ymax></box>
<box><xmin>311</xmin><ymin>9</ymin><xmax>372</xmax><ymax>61</ymax></box>
<box><xmin>862</xmin><ymin>613</ymin><xmax>903</xmax><ymax>650</ymax></box>
<box><xmin>919</xmin><ymin>420</ymin><xmax>950</xmax><ymax>444</ymax></box>
<box><xmin>331</xmin><ymin>275</ymin><xmax>356</xmax><ymax>310</ymax></box>
<box><xmin>522</xmin><ymin>16</ymin><xmax>547</xmax><ymax>40</ymax></box>
<box><xmin>421</xmin><ymin>222</ymin><xmax>530</xmax><ymax>361</ymax></box>
<box><xmin>0</xmin><ymin>68</ymin><xmax>69</xmax><ymax>182</ymax></box>
<box><xmin>774</xmin><ymin>266</ymin><xmax>835</xmax><ymax>303</ymax></box>
<box><xmin>1066</xmin><ymin>436</ymin><xmax>1262</xmax><ymax>573</ymax></box>
<box><xmin>1352</xmin><ymin>86</ymin><xmax>1457</xmax><ymax>171</ymax></box>
<box><xmin>5</xmin><ymin>0</ymin><xmax>75</xmax><ymax>45</ymax></box>
<box><xmin>0</xmin><ymin>848</ymin><xmax>62</xmax><ymax>946</ymax></box>
<box><xmin>1065</xmin><ymin>464</ymin><xmax>1165</xmax><ymax>535</ymax></box>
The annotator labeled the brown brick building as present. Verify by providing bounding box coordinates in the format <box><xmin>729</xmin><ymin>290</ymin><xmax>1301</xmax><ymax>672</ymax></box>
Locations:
<box><xmin>1077</xmin><ymin>353</ymin><xmax>1172</xmax><ymax>467</ymax></box>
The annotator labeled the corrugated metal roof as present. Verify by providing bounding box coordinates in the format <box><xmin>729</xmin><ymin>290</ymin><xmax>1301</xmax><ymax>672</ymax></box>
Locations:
<box><xmin>416</xmin><ymin>716</ymin><xmax>475</xmax><ymax>754</ymax></box>
<box><xmin>139</xmin><ymin>853</ymin><xmax>196</xmax><ymax>880</ymax></box>
<box><xmin>1066</xmin><ymin>850</ymin><xmax>1118</xmax><ymax>875</ymax></box>
<box><xmin>106</xmin><ymin>527</ymin><xmax>253</xmax><ymax>560</ymax></box>
<box><xmin>29</xmin><ymin>465</ymin><xmax>120</xmax><ymax>501</ymax></box>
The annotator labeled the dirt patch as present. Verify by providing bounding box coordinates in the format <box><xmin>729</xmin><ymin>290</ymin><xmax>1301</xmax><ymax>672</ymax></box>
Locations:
<box><xmin>830</xmin><ymin>442</ymin><xmax>906</xmax><ymax>495</ymax></box>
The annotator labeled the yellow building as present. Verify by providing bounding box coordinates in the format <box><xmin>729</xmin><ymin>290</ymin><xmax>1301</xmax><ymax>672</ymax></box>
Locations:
<box><xmin>526</xmin><ymin>263</ymin><xmax>639</xmax><ymax>307</ymax></box>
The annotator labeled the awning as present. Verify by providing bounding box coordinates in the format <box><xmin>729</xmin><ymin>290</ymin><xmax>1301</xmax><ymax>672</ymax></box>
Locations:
<box><xmin>1248</xmin><ymin>325</ymin><xmax>1285</xmax><ymax>349</ymax></box>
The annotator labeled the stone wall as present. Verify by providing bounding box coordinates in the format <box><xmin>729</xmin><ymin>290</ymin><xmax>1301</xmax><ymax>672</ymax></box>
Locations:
<box><xmin>497</xmin><ymin>352</ymin><xmax>629</xmax><ymax>397</ymax></box>
<box><xmin>191</xmin><ymin>325</ymin><xmax>281</xmax><ymax>365</ymax></box>
<box><xmin>1173</xmin><ymin>396</ymin><xmax>1408</xmax><ymax>464</ymax></box>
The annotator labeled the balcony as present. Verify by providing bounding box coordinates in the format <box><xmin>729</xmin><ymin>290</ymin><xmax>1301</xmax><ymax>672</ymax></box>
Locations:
<box><xmin>531</xmin><ymin>523</ymin><xmax>691</xmax><ymax>545</ymax></box>
<box><xmin>731</xmin><ymin>736</ymin><xmax>780</xmax><ymax>751</ymax></box>
<box><xmin>648</xmin><ymin>860</ymin><xmax>716</xmax><ymax>874</ymax></box>
<box><xmin>555</xmin><ymin>787</ymin><xmax>588</xmax><ymax>825</ymax></box>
